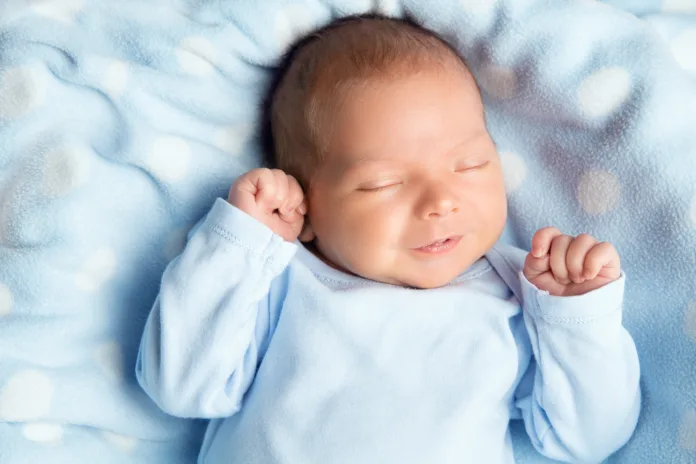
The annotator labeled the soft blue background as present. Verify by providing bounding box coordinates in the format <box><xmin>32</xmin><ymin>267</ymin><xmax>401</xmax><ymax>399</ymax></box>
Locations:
<box><xmin>0</xmin><ymin>0</ymin><xmax>694</xmax><ymax>463</ymax></box>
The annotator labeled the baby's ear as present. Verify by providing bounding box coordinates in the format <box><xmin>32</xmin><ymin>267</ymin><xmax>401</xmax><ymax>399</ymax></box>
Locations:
<box><xmin>299</xmin><ymin>220</ymin><xmax>315</xmax><ymax>243</ymax></box>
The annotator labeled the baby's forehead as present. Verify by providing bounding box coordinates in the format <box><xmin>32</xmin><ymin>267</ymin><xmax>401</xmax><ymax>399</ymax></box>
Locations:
<box><xmin>324</xmin><ymin>132</ymin><xmax>491</xmax><ymax>173</ymax></box>
<box><xmin>325</xmin><ymin>71</ymin><xmax>485</xmax><ymax>135</ymax></box>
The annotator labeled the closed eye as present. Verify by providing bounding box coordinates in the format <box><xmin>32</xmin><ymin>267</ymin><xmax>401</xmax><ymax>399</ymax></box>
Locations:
<box><xmin>357</xmin><ymin>181</ymin><xmax>401</xmax><ymax>192</ymax></box>
<box><xmin>455</xmin><ymin>160</ymin><xmax>489</xmax><ymax>172</ymax></box>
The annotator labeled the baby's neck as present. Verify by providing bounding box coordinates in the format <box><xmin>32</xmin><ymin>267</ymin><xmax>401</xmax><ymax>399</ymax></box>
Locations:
<box><xmin>302</xmin><ymin>240</ymin><xmax>350</xmax><ymax>275</ymax></box>
<box><xmin>300</xmin><ymin>240</ymin><xmax>434</xmax><ymax>290</ymax></box>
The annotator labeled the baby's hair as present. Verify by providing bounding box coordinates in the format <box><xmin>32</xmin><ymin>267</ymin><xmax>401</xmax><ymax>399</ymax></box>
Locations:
<box><xmin>261</xmin><ymin>14</ymin><xmax>473</xmax><ymax>189</ymax></box>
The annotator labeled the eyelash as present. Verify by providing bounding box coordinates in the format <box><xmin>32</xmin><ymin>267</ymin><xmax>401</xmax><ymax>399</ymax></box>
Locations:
<box><xmin>357</xmin><ymin>184</ymin><xmax>395</xmax><ymax>193</ymax></box>
<box><xmin>455</xmin><ymin>160</ymin><xmax>489</xmax><ymax>172</ymax></box>
<box><xmin>356</xmin><ymin>160</ymin><xmax>489</xmax><ymax>192</ymax></box>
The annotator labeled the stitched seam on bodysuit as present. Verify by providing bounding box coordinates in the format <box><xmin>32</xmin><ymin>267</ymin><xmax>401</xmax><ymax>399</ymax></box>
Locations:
<box><xmin>210</xmin><ymin>225</ymin><xmax>258</xmax><ymax>254</ymax></box>
<box><xmin>537</xmin><ymin>306</ymin><xmax>622</xmax><ymax>325</ymax></box>
<box><xmin>210</xmin><ymin>224</ymin><xmax>282</xmax><ymax>270</ymax></box>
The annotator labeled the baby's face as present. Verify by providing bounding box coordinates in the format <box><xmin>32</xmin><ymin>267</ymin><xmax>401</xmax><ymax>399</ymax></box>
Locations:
<box><xmin>306</xmin><ymin>67</ymin><xmax>507</xmax><ymax>288</ymax></box>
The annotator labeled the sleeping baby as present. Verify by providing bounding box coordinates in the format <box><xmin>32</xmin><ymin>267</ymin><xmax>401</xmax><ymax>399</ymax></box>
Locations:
<box><xmin>136</xmin><ymin>15</ymin><xmax>641</xmax><ymax>464</ymax></box>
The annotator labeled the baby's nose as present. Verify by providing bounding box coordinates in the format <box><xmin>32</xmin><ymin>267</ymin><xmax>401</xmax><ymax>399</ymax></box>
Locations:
<box><xmin>419</xmin><ymin>184</ymin><xmax>460</xmax><ymax>219</ymax></box>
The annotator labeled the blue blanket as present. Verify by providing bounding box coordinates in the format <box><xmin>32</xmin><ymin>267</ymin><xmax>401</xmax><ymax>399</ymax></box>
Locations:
<box><xmin>0</xmin><ymin>0</ymin><xmax>694</xmax><ymax>463</ymax></box>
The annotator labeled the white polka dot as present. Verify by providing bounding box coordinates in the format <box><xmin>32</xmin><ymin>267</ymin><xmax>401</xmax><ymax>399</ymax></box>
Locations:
<box><xmin>0</xmin><ymin>283</ymin><xmax>13</xmax><ymax>317</ymax></box>
<box><xmin>102</xmin><ymin>60</ymin><xmax>130</xmax><ymax>97</ymax></box>
<box><xmin>0</xmin><ymin>370</ymin><xmax>54</xmax><ymax>421</ymax></box>
<box><xmin>671</xmin><ymin>28</ymin><xmax>696</xmax><ymax>73</ymax></box>
<box><xmin>331</xmin><ymin>0</ymin><xmax>371</xmax><ymax>11</ymax></box>
<box><xmin>578</xmin><ymin>67</ymin><xmax>632</xmax><ymax>118</ymax></box>
<box><xmin>500</xmin><ymin>151</ymin><xmax>527</xmax><ymax>193</ymax></box>
<box><xmin>576</xmin><ymin>170</ymin><xmax>621</xmax><ymax>215</ymax></box>
<box><xmin>275</xmin><ymin>4</ymin><xmax>320</xmax><ymax>51</ymax></box>
<box><xmin>0</xmin><ymin>66</ymin><xmax>47</xmax><ymax>120</ymax></box>
<box><xmin>41</xmin><ymin>144</ymin><xmax>91</xmax><ymax>197</ymax></box>
<box><xmin>102</xmin><ymin>431</ymin><xmax>138</xmax><ymax>453</ymax></box>
<box><xmin>691</xmin><ymin>194</ymin><xmax>696</xmax><ymax>227</ymax></box>
<box><xmin>477</xmin><ymin>65</ymin><xmax>517</xmax><ymax>99</ymax></box>
<box><xmin>164</xmin><ymin>227</ymin><xmax>189</xmax><ymax>261</ymax></box>
<box><xmin>75</xmin><ymin>248</ymin><xmax>118</xmax><ymax>292</ymax></box>
<box><xmin>662</xmin><ymin>0</ymin><xmax>696</xmax><ymax>13</ymax></box>
<box><xmin>461</xmin><ymin>0</ymin><xmax>498</xmax><ymax>13</ymax></box>
<box><xmin>215</xmin><ymin>124</ymin><xmax>253</xmax><ymax>156</ymax></box>
<box><xmin>374</xmin><ymin>0</ymin><xmax>402</xmax><ymax>15</ymax></box>
<box><xmin>176</xmin><ymin>37</ymin><xmax>217</xmax><ymax>76</ymax></box>
<box><xmin>30</xmin><ymin>0</ymin><xmax>84</xmax><ymax>23</ymax></box>
<box><xmin>679</xmin><ymin>410</ymin><xmax>696</xmax><ymax>451</ymax></box>
<box><xmin>22</xmin><ymin>423</ymin><xmax>64</xmax><ymax>444</ymax></box>
<box><xmin>147</xmin><ymin>136</ymin><xmax>192</xmax><ymax>183</ymax></box>
<box><xmin>95</xmin><ymin>342</ymin><xmax>124</xmax><ymax>382</ymax></box>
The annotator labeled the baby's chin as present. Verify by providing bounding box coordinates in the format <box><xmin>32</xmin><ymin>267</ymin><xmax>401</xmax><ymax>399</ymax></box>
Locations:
<box><xmin>399</xmin><ymin>271</ymin><xmax>462</xmax><ymax>289</ymax></box>
<box><xmin>397</xmin><ymin>256</ymin><xmax>488</xmax><ymax>289</ymax></box>
<box><xmin>372</xmin><ymin>265</ymin><xmax>469</xmax><ymax>289</ymax></box>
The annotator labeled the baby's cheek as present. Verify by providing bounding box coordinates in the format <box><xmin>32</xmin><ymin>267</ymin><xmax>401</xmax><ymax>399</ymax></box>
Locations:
<box><xmin>334</xmin><ymin>198</ymin><xmax>407</xmax><ymax>255</ymax></box>
<box><xmin>350</xmin><ymin>213</ymin><xmax>394</xmax><ymax>250</ymax></box>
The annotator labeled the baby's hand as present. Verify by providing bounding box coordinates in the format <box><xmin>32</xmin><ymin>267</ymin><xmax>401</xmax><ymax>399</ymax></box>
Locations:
<box><xmin>523</xmin><ymin>227</ymin><xmax>621</xmax><ymax>297</ymax></box>
<box><xmin>228</xmin><ymin>168</ymin><xmax>307</xmax><ymax>242</ymax></box>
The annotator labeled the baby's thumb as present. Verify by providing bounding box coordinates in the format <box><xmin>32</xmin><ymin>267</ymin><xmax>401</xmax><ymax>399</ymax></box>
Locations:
<box><xmin>278</xmin><ymin>205</ymin><xmax>303</xmax><ymax>224</ymax></box>
<box><xmin>523</xmin><ymin>253</ymin><xmax>550</xmax><ymax>280</ymax></box>
<box><xmin>273</xmin><ymin>212</ymin><xmax>304</xmax><ymax>242</ymax></box>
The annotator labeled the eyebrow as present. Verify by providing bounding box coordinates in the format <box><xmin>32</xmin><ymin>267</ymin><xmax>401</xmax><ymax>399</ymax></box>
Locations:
<box><xmin>445</xmin><ymin>130</ymin><xmax>490</xmax><ymax>154</ymax></box>
<box><xmin>332</xmin><ymin>129</ymin><xmax>491</xmax><ymax>173</ymax></box>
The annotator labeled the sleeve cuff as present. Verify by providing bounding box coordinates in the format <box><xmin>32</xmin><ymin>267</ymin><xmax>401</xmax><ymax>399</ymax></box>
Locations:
<box><xmin>202</xmin><ymin>198</ymin><xmax>297</xmax><ymax>272</ymax></box>
<box><xmin>519</xmin><ymin>271</ymin><xmax>626</xmax><ymax>324</ymax></box>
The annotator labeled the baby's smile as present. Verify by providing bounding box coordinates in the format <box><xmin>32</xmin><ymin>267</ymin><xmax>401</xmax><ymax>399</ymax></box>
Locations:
<box><xmin>412</xmin><ymin>235</ymin><xmax>463</xmax><ymax>255</ymax></box>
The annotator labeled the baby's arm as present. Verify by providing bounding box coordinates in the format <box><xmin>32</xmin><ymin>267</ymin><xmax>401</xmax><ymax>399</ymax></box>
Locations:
<box><xmin>136</xmin><ymin>169</ymin><xmax>305</xmax><ymax>419</ymax></box>
<box><xmin>515</xmin><ymin>228</ymin><xmax>641</xmax><ymax>463</ymax></box>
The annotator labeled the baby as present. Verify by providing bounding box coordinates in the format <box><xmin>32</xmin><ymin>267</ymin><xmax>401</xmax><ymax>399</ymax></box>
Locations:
<box><xmin>137</xmin><ymin>16</ymin><xmax>640</xmax><ymax>464</ymax></box>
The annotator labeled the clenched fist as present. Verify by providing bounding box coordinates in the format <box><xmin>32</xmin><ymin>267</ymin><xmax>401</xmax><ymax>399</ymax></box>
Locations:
<box><xmin>228</xmin><ymin>168</ymin><xmax>307</xmax><ymax>242</ymax></box>
<box><xmin>523</xmin><ymin>227</ymin><xmax>621</xmax><ymax>297</ymax></box>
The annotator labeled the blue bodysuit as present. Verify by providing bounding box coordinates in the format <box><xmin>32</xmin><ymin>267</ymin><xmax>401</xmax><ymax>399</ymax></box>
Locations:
<box><xmin>137</xmin><ymin>198</ymin><xmax>641</xmax><ymax>463</ymax></box>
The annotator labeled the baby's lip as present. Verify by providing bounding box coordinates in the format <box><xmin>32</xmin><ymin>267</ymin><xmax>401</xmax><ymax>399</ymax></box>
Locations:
<box><xmin>414</xmin><ymin>234</ymin><xmax>455</xmax><ymax>247</ymax></box>
<box><xmin>413</xmin><ymin>235</ymin><xmax>462</xmax><ymax>254</ymax></box>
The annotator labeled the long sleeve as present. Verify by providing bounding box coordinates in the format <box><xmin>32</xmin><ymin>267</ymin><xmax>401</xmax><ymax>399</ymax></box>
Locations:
<box><xmin>514</xmin><ymin>273</ymin><xmax>641</xmax><ymax>463</ymax></box>
<box><xmin>136</xmin><ymin>198</ymin><xmax>297</xmax><ymax>419</ymax></box>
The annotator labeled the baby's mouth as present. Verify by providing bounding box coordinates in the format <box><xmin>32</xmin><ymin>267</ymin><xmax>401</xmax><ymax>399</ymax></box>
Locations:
<box><xmin>414</xmin><ymin>236</ymin><xmax>462</xmax><ymax>254</ymax></box>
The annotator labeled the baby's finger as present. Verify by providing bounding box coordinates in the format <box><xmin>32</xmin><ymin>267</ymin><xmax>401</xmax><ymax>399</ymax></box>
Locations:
<box><xmin>281</xmin><ymin>175</ymin><xmax>306</xmax><ymax>215</ymax></box>
<box><xmin>566</xmin><ymin>234</ymin><xmax>597</xmax><ymax>283</ymax></box>
<box><xmin>583</xmin><ymin>242</ymin><xmax>621</xmax><ymax>280</ymax></box>
<box><xmin>549</xmin><ymin>234</ymin><xmax>573</xmax><ymax>285</ymax></box>
<box><xmin>255</xmin><ymin>169</ymin><xmax>281</xmax><ymax>210</ymax></box>
<box><xmin>531</xmin><ymin>227</ymin><xmax>563</xmax><ymax>258</ymax></box>
<box><xmin>278</xmin><ymin>208</ymin><xmax>301</xmax><ymax>225</ymax></box>
<box><xmin>276</xmin><ymin>208</ymin><xmax>306</xmax><ymax>242</ymax></box>
<box><xmin>296</xmin><ymin>199</ymin><xmax>307</xmax><ymax>215</ymax></box>
<box><xmin>523</xmin><ymin>252</ymin><xmax>550</xmax><ymax>280</ymax></box>
<box><xmin>271</xmin><ymin>169</ymin><xmax>289</xmax><ymax>207</ymax></box>
<box><xmin>278</xmin><ymin>198</ymin><xmax>302</xmax><ymax>224</ymax></box>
